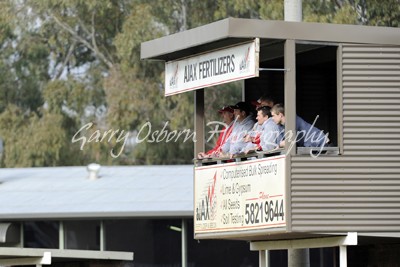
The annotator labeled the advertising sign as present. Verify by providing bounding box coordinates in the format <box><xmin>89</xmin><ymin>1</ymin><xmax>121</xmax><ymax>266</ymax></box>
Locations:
<box><xmin>194</xmin><ymin>155</ymin><xmax>286</xmax><ymax>237</ymax></box>
<box><xmin>165</xmin><ymin>39</ymin><xmax>259</xmax><ymax>96</ymax></box>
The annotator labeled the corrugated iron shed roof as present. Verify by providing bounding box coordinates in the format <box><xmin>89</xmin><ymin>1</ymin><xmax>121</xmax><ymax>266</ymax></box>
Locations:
<box><xmin>141</xmin><ymin>17</ymin><xmax>400</xmax><ymax>61</ymax></box>
<box><xmin>0</xmin><ymin>165</ymin><xmax>193</xmax><ymax>220</ymax></box>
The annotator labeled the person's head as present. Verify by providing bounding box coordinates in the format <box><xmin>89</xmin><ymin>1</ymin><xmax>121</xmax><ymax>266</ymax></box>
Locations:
<box><xmin>218</xmin><ymin>105</ymin><xmax>234</xmax><ymax>124</ymax></box>
<box><xmin>271</xmin><ymin>103</ymin><xmax>285</xmax><ymax>125</ymax></box>
<box><xmin>232</xmin><ymin>102</ymin><xmax>252</xmax><ymax>121</ymax></box>
<box><xmin>256</xmin><ymin>106</ymin><xmax>271</xmax><ymax>125</ymax></box>
<box><xmin>257</xmin><ymin>95</ymin><xmax>276</xmax><ymax>108</ymax></box>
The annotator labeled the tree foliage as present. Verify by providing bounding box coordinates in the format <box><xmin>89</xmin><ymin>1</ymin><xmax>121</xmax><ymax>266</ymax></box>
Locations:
<box><xmin>0</xmin><ymin>0</ymin><xmax>398</xmax><ymax>167</ymax></box>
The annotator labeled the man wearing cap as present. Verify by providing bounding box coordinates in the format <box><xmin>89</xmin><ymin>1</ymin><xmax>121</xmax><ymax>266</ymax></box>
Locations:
<box><xmin>197</xmin><ymin>105</ymin><xmax>235</xmax><ymax>159</ymax></box>
<box><xmin>221</xmin><ymin>101</ymin><xmax>255</xmax><ymax>157</ymax></box>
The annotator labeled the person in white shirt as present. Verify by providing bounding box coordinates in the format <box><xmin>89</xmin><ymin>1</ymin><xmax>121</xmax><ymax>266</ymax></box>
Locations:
<box><xmin>221</xmin><ymin>101</ymin><xmax>255</xmax><ymax>157</ymax></box>
<box><xmin>241</xmin><ymin>106</ymin><xmax>283</xmax><ymax>154</ymax></box>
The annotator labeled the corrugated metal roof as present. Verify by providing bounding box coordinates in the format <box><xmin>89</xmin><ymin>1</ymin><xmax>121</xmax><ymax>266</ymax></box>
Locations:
<box><xmin>0</xmin><ymin>165</ymin><xmax>194</xmax><ymax>220</ymax></box>
<box><xmin>141</xmin><ymin>18</ymin><xmax>400</xmax><ymax>61</ymax></box>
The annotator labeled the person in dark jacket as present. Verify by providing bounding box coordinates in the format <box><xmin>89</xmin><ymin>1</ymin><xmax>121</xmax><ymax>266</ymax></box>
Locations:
<box><xmin>271</xmin><ymin>103</ymin><xmax>329</xmax><ymax>148</ymax></box>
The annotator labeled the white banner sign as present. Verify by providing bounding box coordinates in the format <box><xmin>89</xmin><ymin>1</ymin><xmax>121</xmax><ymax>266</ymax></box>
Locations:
<box><xmin>194</xmin><ymin>155</ymin><xmax>286</xmax><ymax>236</ymax></box>
<box><xmin>165</xmin><ymin>39</ymin><xmax>259</xmax><ymax>96</ymax></box>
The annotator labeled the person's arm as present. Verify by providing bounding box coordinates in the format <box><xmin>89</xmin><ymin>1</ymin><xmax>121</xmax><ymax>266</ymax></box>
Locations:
<box><xmin>230</xmin><ymin>121</ymin><xmax>254</xmax><ymax>155</ymax></box>
<box><xmin>260</xmin><ymin>122</ymin><xmax>280</xmax><ymax>151</ymax></box>
<box><xmin>221</xmin><ymin>133</ymin><xmax>232</xmax><ymax>153</ymax></box>
<box><xmin>297</xmin><ymin>116</ymin><xmax>328</xmax><ymax>147</ymax></box>
<box><xmin>244</xmin><ymin>134</ymin><xmax>259</xmax><ymax>154</ymax></box>
<box><xmin>205</xmin><ymin>127</ymin><xmax>226</xmax><ymax>156</ymax></box>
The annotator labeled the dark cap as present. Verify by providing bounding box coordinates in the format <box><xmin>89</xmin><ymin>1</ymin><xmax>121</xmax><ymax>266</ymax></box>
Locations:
<box><xmin>233</xmin><ymin>101</ymin><xmax>252</xmax><ymax>113</ymax></box>
<box><xmin>218</xmin><ymin>105</ymin><xmax>234</xmax><ymax>113</ymax></box>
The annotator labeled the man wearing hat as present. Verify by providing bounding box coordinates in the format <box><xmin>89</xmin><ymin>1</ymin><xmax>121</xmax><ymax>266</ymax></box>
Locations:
<box><xmin>197</xmin><ymin>105</ymin><xmax>235</xmax><ymax>159</ymax></box>
<box><xmin>221</xmin><ymin>101</ymin><xmax>255</xmax><ymax>157</ymax></box>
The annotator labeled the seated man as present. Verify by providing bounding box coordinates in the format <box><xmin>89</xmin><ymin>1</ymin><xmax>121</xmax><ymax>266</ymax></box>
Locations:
<box><xmin>197</xmin><ymin>105</ymin><xmax>235</xmax><ymax>159</ymax></box>
<box><xmin>241</xmin><ymin>105</ymin><xmax>283</xmax><ymax>154</ymax></box>
<box><xmin>241</xmin><ymin>117</ymin><xmax>264</xmax><ymax>153</ymax></box>
<box><xmin>270</xmin><ymin>103</ymin><xmax>329</xmax><ymax>148</ymax></box>
<box><xmin>221</xmin><ymin>101</ymin><xmax>255</xmax><ymax>157</ymax></box>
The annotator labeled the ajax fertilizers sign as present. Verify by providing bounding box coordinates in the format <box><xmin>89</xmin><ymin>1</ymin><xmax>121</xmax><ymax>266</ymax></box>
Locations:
<box><xmin>165</xmin><ymin>39</ymin><xmax>259</xmax><ymax>96</ymax></box>
<box><xmin>194</xmin><ymin>155</ymin><xmax>286</xmax><ymax>238</ymax></box>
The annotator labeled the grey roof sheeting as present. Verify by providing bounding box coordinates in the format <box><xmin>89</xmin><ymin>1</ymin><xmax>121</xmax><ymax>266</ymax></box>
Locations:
<box><xmin>0</xmin><ymin>165</ymin><xmax>193</xmax><ymax>220</ymax></box>
<box><xmin>141</xmin><ymin>17</ymin><xmax>400</xmax><ymax>61</ymax></box>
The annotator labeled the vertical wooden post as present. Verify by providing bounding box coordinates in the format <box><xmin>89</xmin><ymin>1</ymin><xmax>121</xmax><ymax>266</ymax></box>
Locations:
<box><xmin>182</xmin><ymin>219</ymin><xmax>187</xmax><ymax>267</ymax></box>
<box><xmin>259</xmin><ymin>250</ymin><xmax>269</xmax><ymax>267</ymax></box>
<box><xmin>194</xmin><ymin>89</ymin><xmax>205</xmax><ymax>157</ymax></box>
<box><xmin>339</xmin><ymin>246</ymin><xmax>347</xmax><ymax>267</ymax></box>
<box><xmin>59</xmin><ymin>221</ymin><xmax>64</xmax><ymax>249</ymax></box>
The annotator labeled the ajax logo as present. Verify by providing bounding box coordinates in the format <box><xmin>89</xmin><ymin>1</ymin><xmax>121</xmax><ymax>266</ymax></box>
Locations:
<box><xmin>196</xmin><ymin>172</ymin><xmax>218</xmax><ymax>221</ymax></box>
<box><xmin>239</xmin><ymin>46</ymin><xmax>251</xmax><ymax>73</ymax></box>
<box><xmin>169</xmin><ymin>64</ymin><xmax>179</xmax><ymax>89</ymax></box>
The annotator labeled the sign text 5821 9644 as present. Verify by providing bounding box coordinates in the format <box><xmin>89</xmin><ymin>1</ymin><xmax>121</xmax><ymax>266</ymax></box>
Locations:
<box><xmin>245</xmin><ymin>198</ymin><xmax>284</xmax><ymax>225</ymax></box>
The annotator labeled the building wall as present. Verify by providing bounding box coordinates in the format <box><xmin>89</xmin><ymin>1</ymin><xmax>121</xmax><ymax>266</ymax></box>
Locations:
<box><xmin>290</xmin><ymin>44</ymin><xmax>400</xmax><ymax>234</ymax></box>
<box><xmin>21</xmin><ymin>219</ymin><xmax>260</xmax><ymax>267</ymax></box>
<box><xmin>341</xmin><ymin>44</ymin><xmax>400</xmax><ymax>156</ymax></box>
<box><xmin>291</xmin><ymin>155</ymin><xmax>400</xmax><ymax>233</ymax></box>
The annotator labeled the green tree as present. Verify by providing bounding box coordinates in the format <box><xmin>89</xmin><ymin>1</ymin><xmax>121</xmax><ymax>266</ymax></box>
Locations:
<box><xmin>0</xmin><ymin>0</ymin><xmax>398</xmax><ymax>167</ymax></box>
<box><xmin>0</xmin><ymin>0</ymin><xmax>118</xmax><ymax>166</ymax></box>
<box><xmin>302</xmin><ymin>0</ymin><xmax>400</xmax><ymax>26</ymax></box>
